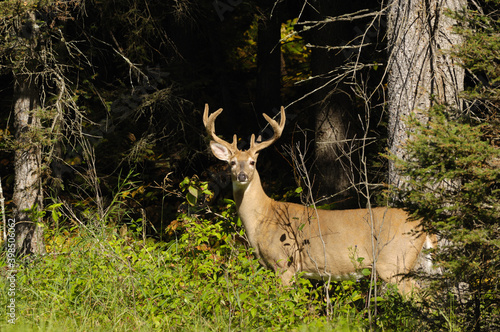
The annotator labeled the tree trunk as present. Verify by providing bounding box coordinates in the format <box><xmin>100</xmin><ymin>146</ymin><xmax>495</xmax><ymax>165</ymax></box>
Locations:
<box><xmin>314</xmin><ymin>95</ymin><xmax>352</xmax><ymax>207</ymax></box>
<box><xmin>13</xmin><ymin>79</ymin><xmax>45</xmax><ymax>256</ymax></box>
<box><xmin>303</xmin><ymin>0</ymin><xmax>365</xmax><ymax>208</ymax></box>
<box><xmin>12</xmin><ymin>12</ymin><xmax>46</xmax><ymax>256</ymax></box>
<box><xmin>387</xmin><ymin>0</ymin><xmax>466</xmax><ymax>188</ymax></box>
<box><xmin>256</xmin><ymin>9</ymin><xmax>282</xmax><ymax>114</ymax></box>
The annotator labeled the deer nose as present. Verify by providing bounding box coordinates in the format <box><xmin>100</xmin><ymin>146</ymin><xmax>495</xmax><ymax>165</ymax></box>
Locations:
<box><xmin>237</xmin><ymin>172</ymin><xmax>248</xmax><ymax>183</ymax></box>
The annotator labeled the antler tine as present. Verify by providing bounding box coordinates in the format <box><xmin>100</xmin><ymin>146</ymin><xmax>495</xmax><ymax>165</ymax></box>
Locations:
<box><xmin>203</xmin><ymin>104</ymin><xmax>238</xmax><ymax>152</ymax></box>
<box><xmin>250</xmin><ymin>106</ymin><xmax>286</xmax><ymax>153</ymax></box>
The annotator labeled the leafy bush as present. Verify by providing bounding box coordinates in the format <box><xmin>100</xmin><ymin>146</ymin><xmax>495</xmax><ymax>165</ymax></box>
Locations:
<box><xmin>1</xmin><ymin>223</ymin><xmax>322</xmax><ymax>330</ymax></box>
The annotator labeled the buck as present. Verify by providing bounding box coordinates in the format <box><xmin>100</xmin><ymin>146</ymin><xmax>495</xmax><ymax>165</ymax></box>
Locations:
<box><xmin>203</xmin><ymin>104</ymin><xmax>434</xmax><ymax>294</ymax></box>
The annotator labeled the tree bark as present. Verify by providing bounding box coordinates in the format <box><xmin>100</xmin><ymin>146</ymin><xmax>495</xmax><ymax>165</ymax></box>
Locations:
<box><xmin>13</xmin><ymin>79</ymin><xmax>45</xmax><ymax>256</ymax></box>
<box><xmin>387</xmin><ymin>0</ymin><xmax>466</xmax><ymax>188</ymax></box>
<box><xmin>314</xmin><ymin>95</ymin><xmax>352</xmax><ymax>206</ymax></box>
<box><xmin>12</xmin><ymin>12</ymin><xmax>46</xmax><ymax>256</ymax></box>
<box><xmin>303</xmin><ymin>0</ymin><xmax>365</xmax><ymax>208</ymax></box>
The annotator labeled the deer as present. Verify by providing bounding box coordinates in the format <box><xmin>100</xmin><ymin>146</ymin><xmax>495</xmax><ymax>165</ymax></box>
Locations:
<box><xmin>203</xmin><ymin>104</ymin><xmax>435</xmax><ymax>295</ymax></box>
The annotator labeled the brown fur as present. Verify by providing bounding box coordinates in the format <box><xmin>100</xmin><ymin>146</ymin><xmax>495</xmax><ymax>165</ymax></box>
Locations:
<box><xmin>204</xmin><ymin>104</ymin><xmax>432</xmax><ymax>294</ymax></box>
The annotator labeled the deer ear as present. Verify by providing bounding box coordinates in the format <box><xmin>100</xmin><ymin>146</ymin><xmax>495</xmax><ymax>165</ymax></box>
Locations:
<box><xmin>210</xmin><ymin>141</ymin><xmax>231</xmax><ymax>161</ymax></box>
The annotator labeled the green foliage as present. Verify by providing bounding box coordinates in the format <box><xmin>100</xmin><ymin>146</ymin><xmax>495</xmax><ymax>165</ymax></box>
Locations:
<box><xmin>392</xmin><ymin>105</ymin><xmax>500</xmax><ymax>331</ymax></box>
<box><xmin>229</xmin><ymin>14</ymin><xmax>311</xmax><ymax>85</ymax></box>
<box><xmin>451</xmin><ymin>0</ymin><xmax>500</xmax><ymax>99</ymax></box>
<box><xmin>179</xmin><ymin>175</ymin><xmax>213</xmax><ymax>208</ymax></box>
<box><xmin>0</xmin><ymin>210</ymin><xmax>322</xmax><ymax>330</ymax></box>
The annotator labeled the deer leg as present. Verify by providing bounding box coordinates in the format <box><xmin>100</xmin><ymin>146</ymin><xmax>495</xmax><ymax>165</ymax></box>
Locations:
<box><xmin>376</xmin><ymin>260</ymin><xmax>419</xmax><ymax>296</ymax></box>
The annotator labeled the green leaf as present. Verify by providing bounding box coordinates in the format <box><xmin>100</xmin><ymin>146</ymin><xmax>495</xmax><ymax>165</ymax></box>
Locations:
<box><xmin>361</xmin><ymin>268</ymin><xmax>371</xmax><ymax>276</ymax></box>
<box><xmin>186</xmin><ymin>193</ymin><xmax>197</xmax><ymax>206</ymax></box>
<box><xmin>188</xmin><ymin>186</ymin><xmax>198</xmax><ymax>198</ymax></box>
<box><xmin>180</xmin><ymin>177</ymin><xmax>190</xmax><ymax>188</ymax></box>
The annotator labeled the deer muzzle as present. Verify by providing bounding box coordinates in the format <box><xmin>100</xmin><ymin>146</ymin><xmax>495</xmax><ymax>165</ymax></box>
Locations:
<box><xmin>237</xmin><ymin>172</ymin><xmax>248</xmax><ymax>183</ymax></box>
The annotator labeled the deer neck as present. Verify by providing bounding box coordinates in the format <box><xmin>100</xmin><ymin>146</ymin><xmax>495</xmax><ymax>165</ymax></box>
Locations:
<box><xmin>232</xmin><ymin>170</ymin><xmax>273</xmax><ymax>243</ymax></box>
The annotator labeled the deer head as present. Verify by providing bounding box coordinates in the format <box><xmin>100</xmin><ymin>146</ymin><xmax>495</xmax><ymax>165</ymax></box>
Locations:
<box><xmin>203</xmin><ymin>104</ymin><xmax>285</xmax><ymax>187</ymax></box>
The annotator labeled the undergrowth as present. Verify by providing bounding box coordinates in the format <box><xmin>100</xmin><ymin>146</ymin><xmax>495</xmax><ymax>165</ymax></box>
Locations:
<box><xmin>0</xmin><ymin>176</ymin><xmax>425</xmax><ymax>331</ymax></box>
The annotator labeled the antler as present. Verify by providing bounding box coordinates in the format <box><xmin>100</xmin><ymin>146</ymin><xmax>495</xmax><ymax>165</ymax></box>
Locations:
<box><xmin>249</xmin><ymin>106</ymin><xmax>286</xmax><ymax>154</ymax></box>
<box><xmin>203</xmin><ymin>104</ymin><xmax>238</xmax><ymax>153</ymax></box>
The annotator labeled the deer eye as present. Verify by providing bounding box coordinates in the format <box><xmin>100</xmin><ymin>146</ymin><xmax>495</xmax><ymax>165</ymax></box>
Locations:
<box><xmin>249</xmin><ymin>160</ymin><xmax>255</xmax><ymax>166</ymax></box>
<box><xmin>230</xmin><ymin>161</ymin><xmax>236</xmax><ymax>166</ymax></box>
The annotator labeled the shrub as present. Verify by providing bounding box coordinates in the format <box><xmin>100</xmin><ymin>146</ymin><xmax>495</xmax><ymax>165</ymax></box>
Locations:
<box><xmin>392</xmin><ymin>105</ymin><xmax>500</xmax><ymax>331</ymax></box>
